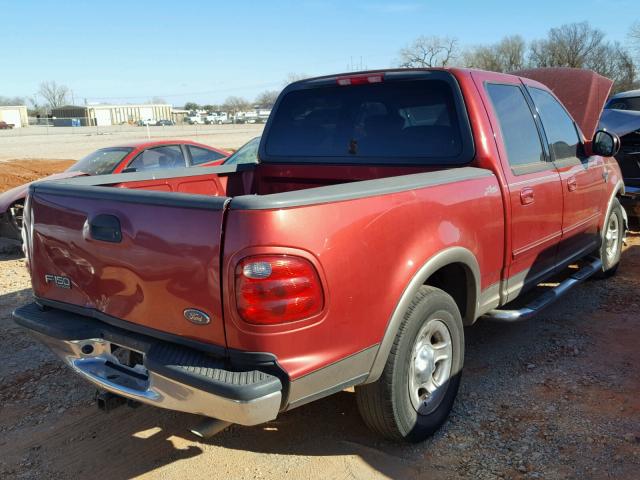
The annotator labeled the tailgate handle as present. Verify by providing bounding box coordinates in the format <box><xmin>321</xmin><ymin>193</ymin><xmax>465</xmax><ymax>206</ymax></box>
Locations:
<box><xmin>89</xmin><ymin>214</ymin><xmax>122</xmax><ymax>243</ymax></box>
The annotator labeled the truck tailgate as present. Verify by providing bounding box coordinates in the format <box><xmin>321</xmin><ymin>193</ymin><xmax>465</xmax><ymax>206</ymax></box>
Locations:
<box><xmin>25</xmin><ymin>183</ymin><xmax>229</xmax><ymax>348</ymax></box>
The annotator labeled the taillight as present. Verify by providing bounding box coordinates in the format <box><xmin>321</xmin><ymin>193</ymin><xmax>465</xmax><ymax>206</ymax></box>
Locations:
<box><xmin>336</xmin><ymin>73</ymin><xmax>384</xmax><ymax>86</ymax></box>
<box><xmin>235</xmin><ymin>255</ymin><xmax>324</xmax><ymax>325</ymax></box>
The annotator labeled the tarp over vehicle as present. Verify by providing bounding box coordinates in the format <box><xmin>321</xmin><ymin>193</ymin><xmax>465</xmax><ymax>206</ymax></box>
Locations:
<box><xmin>598</xmin><ymin>108</ymin><xmax>640</xmax><ymax>138</ymax></box>
<box><xmin>513</xmin><ymin>67</ymin><xmax>613</xmax><ymax>141</ymax></box>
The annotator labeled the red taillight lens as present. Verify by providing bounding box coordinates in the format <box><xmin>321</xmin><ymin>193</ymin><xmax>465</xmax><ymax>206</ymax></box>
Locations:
<box><xmin>235</xmin><ymin>255</ymin><xmax>324</xmax><ymax>325</ymax></box>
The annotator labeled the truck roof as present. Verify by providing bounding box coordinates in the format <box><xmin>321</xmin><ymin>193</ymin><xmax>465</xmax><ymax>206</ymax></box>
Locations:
<box><xmin>292</xmin><ymin>67</ymin><xmax>611</xmax><ymax>141</ymax></box>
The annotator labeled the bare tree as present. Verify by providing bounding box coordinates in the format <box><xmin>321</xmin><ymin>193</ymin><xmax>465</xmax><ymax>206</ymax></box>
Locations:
<box><xmin>398</xmin><ymin>36</ymin><xmax>459</xmax><ymax>68</ymax></box>
<box><xmin>527</xmin><ymin>22</ymin><xmax>636</xmax><ymax>92</ymax></box>
<box><xmin>202</xmin><ymin>104</ymin><xmax>222</xmax><ymax>113</ymax></box>
<box><xmin>38</xmin><ymin>81</ymin><xmax>70</xmax><ymax>108</ymax></box>
<box><xmin>588</xmin><ymin>42</ymin><xmax>636</xmax><ymax>93</ymax></box>
<box><xmin>0</xmin><ymin>96</ymin><xmax>26</xmax><ymax>106</ymax></box>
<box><xmin>255</xmin><ymin>90</ymin><xmax>280</xmax><ymax>108</ymax></box>
<box><xmin>463</xmin><ymin>35</ymin><xmax>526</xmax><ymax>72</ymax></box>
<box><xmin>222</xmin><ymin>96</ymin><xmax>251</xmax><ymax>115</ymax></box>
<box><xmin>283</xmin><ymin>73</ymin><xmax>308</xmax><ymax>86</ymax></box>
<box><xmin>148</xmin><ymin>96</ymin><xmax>167</xmax><ymax>104</ymax></box>
<box><xmin>529</xmin><ymin>22</ymin><xmax>604</xmax><ymax>68</ymax></box>
<box><xmin>629</xmin><ymin>21</ymin><xmax>640</xmax><ymax>59</ymax></box>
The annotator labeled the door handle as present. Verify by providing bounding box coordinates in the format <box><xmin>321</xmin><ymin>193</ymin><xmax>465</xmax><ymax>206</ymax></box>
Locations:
<box><xmin>567</xmin><ymin>177</ymin><xmax>577</xmax><ymax>192</ymax></box>
<box><xmin>520</xmin><ymin>187</ymin><xmax>534</xmax><ymax>205</ymax></box>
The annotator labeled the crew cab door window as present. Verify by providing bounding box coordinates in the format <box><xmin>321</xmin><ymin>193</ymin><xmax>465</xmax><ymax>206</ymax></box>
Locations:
<box><xmin>188</xmin><ymin>145</ymin><xmax>226</xmax><ymax>165</ymax></box>
<box><xmin>128</xmin><ymin>145</ymin><xmax>186</xmax><ymax>171</ymax></box>
<box><xmin>483</xmin><ymin>80</ymin><xmax>563</xmax><ymax>295</ymax></box>
<box><xmin>528</xmin><ymin>85</ymin><xmax>605</xmax><ymax>261</ymax></box>
<box><xmin>528</xmin><ymin>87</ymin><xmax>580</xmax><ymax>161</ymax></box>
<box><xmin>485</xmin><ymin>83</ymin><xmax>546</xmax><ymax>173</ymax></box>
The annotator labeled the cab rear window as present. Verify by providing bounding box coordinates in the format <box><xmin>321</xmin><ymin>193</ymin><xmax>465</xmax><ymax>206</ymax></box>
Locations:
<box><xmin>263</xmin><ymin>74</ymin><xmax>473</xmax><ymax>165</ymax></box>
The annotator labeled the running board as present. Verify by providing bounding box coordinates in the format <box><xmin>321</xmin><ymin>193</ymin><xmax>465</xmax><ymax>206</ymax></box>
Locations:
<box><xmin>482</xmin><ymin>257</ymin><xmax>602</xmax><ymax>322</ymax></box>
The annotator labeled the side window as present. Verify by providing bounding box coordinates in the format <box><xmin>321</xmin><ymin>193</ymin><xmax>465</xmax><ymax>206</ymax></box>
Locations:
<box><xmin>128</xmin><ymin>145</ymin><xmax>186</xmax><ymax>171</ymax></box>
<box><xmin>225</xmin><ymin>137</ymin><xmax>260</xmax><ymax>165</ymax></box>
<box><xmin>529</xmin><ymin>87</ymin><xmax>580</xmax><ymax>161</ymax></box>
<box><xmin>486</xmin><ymin>83</ymin><xmax>546</xmax><ymax>171</ymax></box>
<box><xmin>188</xmin><ymin>145</ymin><xmax>225</xmax><ymax>165</ymax></box>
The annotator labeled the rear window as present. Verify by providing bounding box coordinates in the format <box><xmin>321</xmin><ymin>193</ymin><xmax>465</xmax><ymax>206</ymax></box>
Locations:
<box><xmin>263</xmin><ymin>75</ymin><xmax>473</xmax><ymax>165</ymax></box>
<box><xmin>67</xmin><ymin>147</ymin><xmax>132</xmax><ymax>175</ymax></box>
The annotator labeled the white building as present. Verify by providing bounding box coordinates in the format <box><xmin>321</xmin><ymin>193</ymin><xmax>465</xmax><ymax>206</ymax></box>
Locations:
<box><xmin>0</xmin><ymin>105</ymin><xmax>28</xmax><ymax>128</ymax></box>
<box><xmin>50</xmin><ymin>104</ymin><xmax>173</xmax><ymax>126</ymax></box>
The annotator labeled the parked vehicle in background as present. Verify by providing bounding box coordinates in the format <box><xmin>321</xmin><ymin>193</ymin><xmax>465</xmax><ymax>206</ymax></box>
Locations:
<box><xmin>605</xmin><ymin>89</ymin><xmax>640</xmax><ymax>111</ymax></box>
<box><xmin>14</xmin><ymin>68</ymin><xmax>626</xmax><ymax>444</ymax></box>
<box><xmin>234</xmin><ymin>111</ymin><xmax>258</xmax><ymax>124</ymax></box>
<box><xmin>155</xmin><ymin>119</ymin><xmax>175</xmax><ymax>126</ymax></box>
<box><xmin>0</xmin><ymin>121</ymin><xmax>15</xmax><ymax>129</ymax></box>
<box><xmin>257</xmin><ymin>109</ymin><xmax>271</xmax><ymax>123</ymax></box>
<box><xmin>205</xmin><ymin>112</ymin><xmax>228</xmax><ymax>124</ymax></box>
<box><xmin>186</xmin><ymin>114</ymin><xmax>204</xmax><ymax>125</ymax></box>
<box><xmin>600</xmin><ymin>89</ymin><xmax>640</xmax><ymax>212</ymax></box>
<box><xmin>0</xmin><ymin>140</ymin><xmax>230</xmax><ymax>243</ymax></box>
<box><xmin>136</xmin><ymin>119</ymin><xmax>154</xmax><ymax>126</ymax></box>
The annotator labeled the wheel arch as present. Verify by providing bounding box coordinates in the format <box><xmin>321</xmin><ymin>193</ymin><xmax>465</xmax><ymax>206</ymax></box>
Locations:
<box><xmin>363</xmin><ymin>246</ymin><xmax>480</xmax><ymax>384</ymax></box>
<box><xmin>604</xmin><ymin>180</ymin><xmax>627</xmax><ymax>234</ymax></box>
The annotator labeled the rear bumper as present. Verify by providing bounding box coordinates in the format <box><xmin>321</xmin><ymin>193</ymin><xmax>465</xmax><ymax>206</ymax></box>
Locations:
<box><xmin>13</xmin><ymin>302</ymin><xmax>283</xmax><ymax>426</ymax></box>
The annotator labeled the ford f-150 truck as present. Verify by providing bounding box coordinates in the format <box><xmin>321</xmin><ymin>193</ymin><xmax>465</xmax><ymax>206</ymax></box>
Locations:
<box><xmin>14</xmin><ymin>67</ymin><xmax>626</xmax><ymax>443</ymax></box>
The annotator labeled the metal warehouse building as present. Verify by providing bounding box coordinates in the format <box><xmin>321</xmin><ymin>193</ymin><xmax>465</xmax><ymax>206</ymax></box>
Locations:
<box><xmin>0</xmin><ymin>105</ymin><xmax>28</xmax><ymax>128</ymax></box>
<box><xmin>50</xmin><ymin>104</ymin><xmax>172</xmax><ymax>126</ymax></box>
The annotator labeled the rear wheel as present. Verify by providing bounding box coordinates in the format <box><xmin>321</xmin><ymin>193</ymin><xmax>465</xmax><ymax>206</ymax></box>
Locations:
<box><xmin>597</xmin><ymin>198</ymin><xmax>624</xmax><ymax>278</ymax></box>
<box><xmin>355</xmin><ymin>286</ymin><xmax>464</xmax><ymax>442</ymax></box>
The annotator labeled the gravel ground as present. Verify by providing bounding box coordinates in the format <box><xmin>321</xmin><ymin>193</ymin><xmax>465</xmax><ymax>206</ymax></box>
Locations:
<box><xmin>0</xmin><ymin>229</ymin><xmax>638</xmax><ymax>479</ymax></box>
<box><xmin>0</xmin><ymin>124</ymin><xmax>264</xmax><ymax>161</ymax></box>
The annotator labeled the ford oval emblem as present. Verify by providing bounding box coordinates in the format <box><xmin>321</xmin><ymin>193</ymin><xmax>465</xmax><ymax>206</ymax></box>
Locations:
<box><xmin>183</xmin><ymin>309</ymin><xmax>211</xmax><ymax>325</ymax></box>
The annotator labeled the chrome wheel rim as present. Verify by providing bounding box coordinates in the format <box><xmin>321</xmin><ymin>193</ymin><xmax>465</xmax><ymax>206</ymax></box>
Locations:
<box><xmin>408</xmin><ymin>318</ymin><xmax>453</xmax><ymax>415</ymax></box>
<box><xmin>605</xmin><ymin>213</ymin><xmax>619</xmax><ymax>261</ymax></box>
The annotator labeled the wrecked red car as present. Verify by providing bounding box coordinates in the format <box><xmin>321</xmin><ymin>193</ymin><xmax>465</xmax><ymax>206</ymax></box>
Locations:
<box><xmin>14</xmin><ymin>68</ymin><xmax>626</xmax><ymax>442</ymax></box>
<box><xmin>0</xmin><ymin>139</ymin><xmax>230</xmax><ymax>242</ymax></box>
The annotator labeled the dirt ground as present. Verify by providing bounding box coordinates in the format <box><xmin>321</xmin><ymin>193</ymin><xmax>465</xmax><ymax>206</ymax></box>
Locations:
<box><xmin>0</xmin><ymin>228</ymin><xmax>638</xmax><ymax>478</ymax></box>
<box><xmin>0</xmin><ymin>160</ymin><xmax>76</xmax><ymax>192</ymax></box>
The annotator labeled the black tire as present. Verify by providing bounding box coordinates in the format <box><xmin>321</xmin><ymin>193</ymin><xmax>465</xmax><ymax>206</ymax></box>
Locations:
<box><xmin>596</xmin><ymin>198</ymin><xmax>624</xmax><ymax>278</ymax></box>
<box><xmin>355</xmin><ymin>286</ymin><xmax>464</xmax><ymax>442</ymax></box>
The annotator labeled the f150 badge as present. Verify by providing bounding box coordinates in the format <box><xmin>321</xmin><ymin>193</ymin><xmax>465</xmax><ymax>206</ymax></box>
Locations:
<box><xmin>44</xmin><ymin>274</ymin><xmax>71</xmax><ymax>289</ymax></box>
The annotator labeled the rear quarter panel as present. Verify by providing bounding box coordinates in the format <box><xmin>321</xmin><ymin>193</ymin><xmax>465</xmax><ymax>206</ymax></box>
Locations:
<box><xmin>222</xmin><ymin>175</ymin><xmax>504</xmax><ymax>379</ymax></box>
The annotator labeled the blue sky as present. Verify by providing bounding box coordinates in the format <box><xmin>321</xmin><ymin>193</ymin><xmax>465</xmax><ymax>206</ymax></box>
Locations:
<box><xmin>1</xmin><ymin>0</ymin><xmax>637</xmax><ymax>106</ymax></box>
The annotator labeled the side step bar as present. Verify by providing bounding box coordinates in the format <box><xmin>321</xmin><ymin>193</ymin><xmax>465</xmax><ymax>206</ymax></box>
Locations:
<box><xmin>482</xmin><ymin>257</ymin><xmax>602</xmax><ymax>322</ymax></box>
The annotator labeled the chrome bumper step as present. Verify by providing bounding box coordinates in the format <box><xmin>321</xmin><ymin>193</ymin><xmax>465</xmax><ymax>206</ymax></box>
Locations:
<box><xmin>13</xmin><ymin>302</ymin><xmax>283</xmax><ymax>425</ymax></box>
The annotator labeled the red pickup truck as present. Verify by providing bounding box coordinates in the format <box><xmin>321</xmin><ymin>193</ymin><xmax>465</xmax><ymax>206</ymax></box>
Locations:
<box><xmin>14</xmin><ymin>67</ymin><xmax>626</xmax><ymax>443</ymax></box>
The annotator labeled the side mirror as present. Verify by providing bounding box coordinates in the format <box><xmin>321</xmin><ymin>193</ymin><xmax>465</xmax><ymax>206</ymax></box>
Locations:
<box><xmin>591</xmin><ymin>130</ymin><xmax>620</xmax><ymax>157</ymax></box>
<box><xmin>121</xmin><ymin>167</ymin><xmax>137</xmax><ymax>173</ymax></box>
